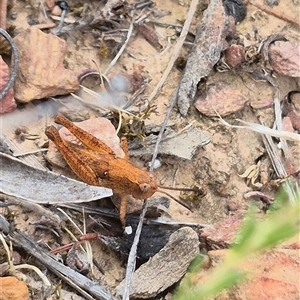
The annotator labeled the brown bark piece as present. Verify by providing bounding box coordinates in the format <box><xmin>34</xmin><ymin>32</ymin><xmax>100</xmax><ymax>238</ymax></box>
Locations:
<box><xmin>0</xmin><ymin>56</ymin><xmax>17</xmax><ymax>114</ymax></box>
<box><xmin>13</xmin><ymin>27</ymin><xmax>79</xmax><ymax>102</ymax></box>
<box><xmin>177</xmin><ymin>0</ymin><xmax>235</xmax><ymax>116</ymax></box>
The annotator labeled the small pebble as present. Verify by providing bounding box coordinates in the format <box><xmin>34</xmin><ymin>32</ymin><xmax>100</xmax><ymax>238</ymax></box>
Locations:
<box><xmin>225</xmin><ymin>44</ymin><xmax>245</xmax><ymax>68</ymax></box>
<box><xmin>148</xmin><ymin>159</ymin><xmax>161</xmax><ymax>170</ymax></box>
<box><xmin>51</xmin><ymin>5</ymin><xmax>62</xmax><ymax>16</ymax></box>
<box><xmin>125</xmin><ymin>226</ymin><xmax>133</xmax><ymax>235</ymax></box>
<box><xmin>46</xmin><ymin>0</ymin><xmax>55</xmax><ymax>9</ymax></box>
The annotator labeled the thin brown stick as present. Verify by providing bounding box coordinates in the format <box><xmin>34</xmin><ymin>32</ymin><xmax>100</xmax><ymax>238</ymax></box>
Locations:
<box><xmin>250</xmin><ymin>0</ymin><xmax>300</xmax><ymax>27</ymax></box>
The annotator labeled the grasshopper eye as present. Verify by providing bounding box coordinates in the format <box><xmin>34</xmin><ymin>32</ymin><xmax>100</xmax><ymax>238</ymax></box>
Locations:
<box><xmin>139</xmin><ymin>183</ymin><xmax>150</xmax><ymax>193</ymax></box>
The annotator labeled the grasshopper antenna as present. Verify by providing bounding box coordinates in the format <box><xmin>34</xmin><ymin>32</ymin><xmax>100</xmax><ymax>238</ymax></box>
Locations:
<box><xmin>156</xmin><ymin>189</ymin><xmax>191</xmax><ymax>210</ymax></box>
<box><xmin>157</xmin><ymin>185</ymin><xmax>204</xmax><ymax>210</ymax></box>
<box><xmin>157</xmin><ymin>185</ymin><xmax>203</xmax><ymax>193</ymax></box>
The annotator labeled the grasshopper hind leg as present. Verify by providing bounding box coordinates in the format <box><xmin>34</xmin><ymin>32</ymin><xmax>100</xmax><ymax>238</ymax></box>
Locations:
<box><xmin>54</xmin><ymin>114</ymin><xmax>115</xmax><ymax>155</ymax></box>
<box><xmin>45</xmin><ymin>125</ymin><xmax>99</xmax><ymax>186</ymax></box>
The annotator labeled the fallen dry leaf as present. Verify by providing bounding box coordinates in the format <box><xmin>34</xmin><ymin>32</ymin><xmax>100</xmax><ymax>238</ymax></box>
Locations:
<box><xmin>0</xmin><ymin>152</ymin><xmax>113</xmax><ymax>204</ymax></box>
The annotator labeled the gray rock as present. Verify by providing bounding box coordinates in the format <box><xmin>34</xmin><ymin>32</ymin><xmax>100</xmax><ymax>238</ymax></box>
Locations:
<box><xmin>117</xmin><ymin>226</ymin><xmax>200</xmax><ymax>298</ymax></box>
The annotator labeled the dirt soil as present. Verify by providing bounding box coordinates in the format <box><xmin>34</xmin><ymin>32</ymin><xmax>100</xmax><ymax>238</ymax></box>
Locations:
<box><xmin>0</xmin><ymin>0</ymin><xmax>299</xmax><ymax>299</ymax></box>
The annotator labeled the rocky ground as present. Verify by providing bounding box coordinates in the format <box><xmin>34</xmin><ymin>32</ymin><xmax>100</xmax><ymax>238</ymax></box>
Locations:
<box><xmin>0</xmin><ymin>0</ymin><xmax>299</xmax><ymax>299</ymax></box>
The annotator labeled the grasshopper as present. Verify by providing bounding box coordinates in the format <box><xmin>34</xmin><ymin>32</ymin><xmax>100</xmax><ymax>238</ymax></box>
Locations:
<box><xmin>45</xmin><ymin>114</ymin><xmax>158</xmax><ymax>226</ymax></box>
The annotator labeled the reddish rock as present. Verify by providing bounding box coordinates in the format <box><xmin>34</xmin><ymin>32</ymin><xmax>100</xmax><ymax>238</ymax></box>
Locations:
<box><xmin>282</xmin><ymin>116</ymin><xmax>294</xmax><ymax>132</ymax></box>
<box><xmin>222</xmin><ymin>248</ymin><xmax>299</xmax><ymax>299</ymax></box>
<box><xmin>46</xmin><ymin>0</ymin><xmax>55</xmax><ymax>8</ymax></box>
<box><xmin>200</xmin><ymin>211</ymin><xmax>245</xmax><ymax>250</ymax></box>
<box><xmin>117</xmin><ymin>227</ymin><xmax>200</xmax><ymax>299</ymax></box>
<box><xmin>192</xmin><ymin>246</ymin><xmax>300</xmax><ymax>300</ymax></box>
<box><xmin>224</xmin><ymin>44</ymin><xmax>245</xmax><ymax>68</ymax></box>
<box><xmin>51</xmin><ymin>5</ymin><xmax>62</xmax><ymax>16</ymax></box>
<box><xmin>195</xmin><ymin>84</ymin><xmax>248</xmax><ymax>117</ymax></box>
<box><xmin>269</xmin><ymin>41</ymin><xmax>300</xmax><ymax>77</ymax></box>
<box><xmin>13</xmin><ymin>27</ymin><xmax>79</xmax><ymax>103</ymax></box>
<box><xmin>0</xmin><ymin>276</ymin><xmax>29</xmax><ymax>300</ymax></box>
<box><xmin>47</xmin><ymin>117</ymin><xmax>125</xmax><ymax>168</ymax></box>
<box><xmin>0</xmin><ymin>56</ymin><xmax>17</xmax><ymax>114</ymax></box>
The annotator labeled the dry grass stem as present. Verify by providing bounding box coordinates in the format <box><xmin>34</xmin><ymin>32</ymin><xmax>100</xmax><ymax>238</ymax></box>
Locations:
<box><xmin>9</xmin><ymin>231</ymin><xmax>116</xmax><ymax>300</ymax></box>
<box><xmin>56</xmin><ymin>208</ymin><xmax>94</xmax><ymax>273</ymax></box>
<box><xmin>0</xmin><ymin>193</ymin><xmax>62</xmax><ymax>225</ymax></box>
<box><xmin>123</xmin><ymin>85</ymin><xmax>180</xmax><ymax>299</ymax></box>
<box><xmin>0</xmin><ymin>134</ymin><xmax>45</xmax><ymax>170</ymax></box>
<box><xmin>148</xmin><ymin>0</ymin><xmax>199</xmax><ymax>103</ymax></box>
<box><xmin>250</xmin><ymin>0</ymin><xmax>300</xmax><ymax>26</ymax></box>
<box><xmin>13</xmin><ymin>148</ymin><xmax>48</xmax><ymax>157</ymax></box>
<box><xmin>260</xmin><ymin>125</ymin><xmax>299</xmax><ymax>205</ymax></box>
<box><xmin>104</xmin><ymin>14</ymin><xmax>134</xmax><ymax>75</ymax></box>
<box><xmin>216</xmin><ymin>111</ymin><xmax>300</xmax><ymax>142</ymax></box>
<box><xmin>273</xmin><ymin>90</ymin><xmax>290</xmax><ymax>158</ymax></box>
<box><xmin>0</xmin><ymin>234</ymin><xmax>51</xmax><ymax>288</ymax></box>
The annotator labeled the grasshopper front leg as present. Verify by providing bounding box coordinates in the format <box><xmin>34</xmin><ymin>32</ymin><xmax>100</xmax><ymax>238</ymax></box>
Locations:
<box><xmin>120</xmin><ymin>137</ymin><xmax>129</xmax><ymax>161</ymax></box>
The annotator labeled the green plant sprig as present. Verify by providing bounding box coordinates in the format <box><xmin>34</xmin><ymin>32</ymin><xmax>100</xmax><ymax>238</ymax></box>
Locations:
<box><xmin>174</xmin><ymin>185</ymin><xmax>300</xmax><ymax>300</ymax></box>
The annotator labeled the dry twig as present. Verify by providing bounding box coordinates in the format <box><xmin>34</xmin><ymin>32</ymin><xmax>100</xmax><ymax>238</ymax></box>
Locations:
<box><xmin>0</xmin><ymin>28</ymin><xmax>19</xmax><ymax>100</ymax></box>
<box><xmin>123</xmin><ymin>87</ymin><xmax>179</xmax><ymax>300</ymax></box>
<box><xmin>250</xmin><ymin>0</ymin><xmax>300</xmax><ymax>27</ymax></box>
<box><xmin>177</xmin><ymin>0</ymin><xmax>232</xmax><ymax>115</ymax></box>
<box><xmin>104</xmin><ymin>12</ymin><xmax>134</xmax><ymax>75</ymax></box>
<box><xmin>9</xmin><ymin>231</ymin><xmax>117</xmax><ymax>300</ymax></box>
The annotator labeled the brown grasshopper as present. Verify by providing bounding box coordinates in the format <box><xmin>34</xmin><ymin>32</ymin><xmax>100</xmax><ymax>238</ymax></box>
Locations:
<box><xmin>45</xmin><ymin>114</ymin><xmax>158</xmax><ymax>226</ymax></box>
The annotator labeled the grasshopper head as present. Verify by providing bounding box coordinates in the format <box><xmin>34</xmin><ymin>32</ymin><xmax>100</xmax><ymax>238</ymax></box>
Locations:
<box><xmin>132</xmin><ymin>173</ymin><xmax>157</xmax><ymax>199</ymax></box>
